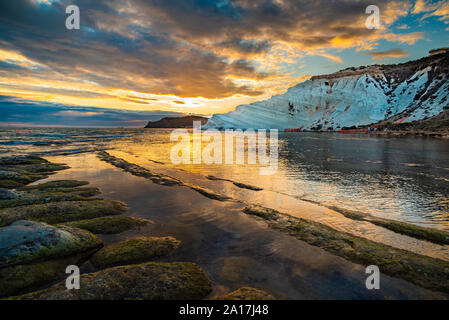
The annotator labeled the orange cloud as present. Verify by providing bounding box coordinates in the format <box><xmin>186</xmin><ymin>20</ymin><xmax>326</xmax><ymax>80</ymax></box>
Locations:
<box><xmin>0</xmin><ymin>0</ymin><xmax>437</xmax><ymax>116</ymax></box>
<box><xmin>365</xmin><ymin>48</ymin><xmax>408</xmax><ymax>59</ymax></box>
<box><xmin>314</xmin><ymin>53</ymin><xmax>343</xmax><ymax>63</ymax></box>
<box><xmin>383</xmin><ymin>32</ymin><xmax>424</xmax><ymax>44</ymax></box>
<box><xmin>0</xmin><ymin>49</ymin><xmax>43</xmax><ymax>69</ymax></box>
<box><xmin>56</xmin><ymin>111</ymin><xmax>105</xmax><ymax>117</ymax></box>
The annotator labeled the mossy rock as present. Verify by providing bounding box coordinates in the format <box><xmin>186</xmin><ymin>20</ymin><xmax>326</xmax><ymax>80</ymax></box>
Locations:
<box><xmin>242</xmin><ymin>205</ymin><xmax>449</xmax><ymax>294</ymax></box>
<box><xmin>0</xmin><ymin>188</ymin><xmax>19</xmax><ymax>200</ymax></box>
<box><xmin>187</xmin><ymin>184</ymin><xmax>232</xmax><ymax>201</ymax></box>
<box><xmin>0</xmin><ymin>253</ymin><xmax>95</xmax><ymax>299</ymax></box>
<box><xmin>19</xmin><ymin>180</ymin><xmax>90</xmax><ymax>191</ymax></box>
<box><xmin>206</xmin><ymin>175</ymin><xmax>263</xmax><ymax>191</ymax></box>
<box><xmin>0</xmin><ymin>155</ymin><xmax>48</xmax><ymax>166</ymax></box>
<box><xmin>26</xmin><ymin>187</ymin><xmax>101</xmax><ymax>198</ymax></box>
<box><xmin>369</xmin><ymin>220</ymin><xmax>449</xmax><ymax>245</ymax></box>
<box><xmin>97</xmin><ymin>151</ymin><xmax>235</xmax><ymax>200</ymax></box>
<box><xmin>0</xmin><ymin>220</ymin><xmax>103</xmax><ymax>268</ymax></box>
<box><xmin>0</xmin><ymin>170</ymin><xmax>35</xmax><ymax>185</ymax></box>
<box><xmin>0</xmin><ymin>187</ymin><xmax>101</xmax><ymax>209</ymax></box>
<box><xmin>0</xmin><ymin>200</ymin><xmax>129</xmax><ymax>227</ymax></box>
<box><xmin>97</xmin><ymin>151</ymin><xmax>182</xmax><ymax>187</ymax></box>
<box><xmin>0</xmin><ymin>220</ymin><xmax>103</xmax><ymax>298</ymax></box>
<box><xmin>0</xmin><ymin>174</ymin><xmax>49</xmax><ymax>187</ymax></box>
<box><xmin>0</xmin><ymin>170</ymin><xmax>61</xmax><ymax>189</ymax></box>
<box><xmin>0</xmin><ymin>170</ymin><xmax>28</xmax><ymax>180</ymax></box>
<box><xmin>90</xmin><ymin>236</ymin><xmax>180</xmax><ymax>269</ymax></box>
<box><xmin>2</xmin><ymin>163</ymin><xmax>69</xmax><ymax>174</ymax></box>
<box><xmin>0</xmin><ymin>157</ymin><xmax>70</xmax><ymax>190</ymax></box>
<box><xmin>328</xmin><ymin>206</ymin><xmax>449</xmax><ymax>245</ymax></box>
<box><xmin>0</xmin><ymin>179</ymin><xmax>23</xmax><ymax>189</ymax></box>
<box><xmin>243</xmin><ymin>205</ymin><xmax>279</xmax><ymax>220</ymax></box>
<box><xmin>11</xmin><ymin>262</ymin><xmax>212</xmax><ymax>300</ymax></box>
<box><xmin>61</xmin><ymin>216</ymin><xmax>153</xmax><ymax>234</ymax></box>
<box><xmin>216</xmin><ymin>287</ymin><xmax>275</xmax><ymax>300</ymax></box>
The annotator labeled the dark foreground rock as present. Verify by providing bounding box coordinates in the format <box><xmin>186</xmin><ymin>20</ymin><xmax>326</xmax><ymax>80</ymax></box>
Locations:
<box><xmin>0</xmin><ymin>186</ymin><xmax>101</xmax><ymax>209</ymax></box>
<box><xmin>0</xmin><ymin>188</ymin><xmax>19</xmax><ymax>200</ymax></box>
<box><xmin>61</xmin><ymin>216</ymin><xmax>153</xmax><ymax>234</ymax></box>
<box><xmin>90</xmin><ymin>236</ymin><xmax>180</xmax><ymax>269</ymax></box>
<box><xmin>216</xmin><ymin>287</ymin><xmax>275</xmax><ymax>300</ymax></box>
<box><xmin>0</xmin><ymin>156</ymin><xmax>69</xmax><ymax>189</ymax></box>
<box><xmin>0</xmin><ymin>220</ymin><xmax>103</xmax><ymax>298</ymax></box>
<box><xmin>11</xmin><ymin>262</ymin><xmax>212</xmax><ymax>300</ymax></box>
<box><xmin>0</xmin><ymin>155</ymin><xmax>50</xmax><ymax>166</ymax></box>
<box><xmin>0</xmin><ymin>199</ymin><xmax>129</xmax><ymax>227</ymax></box>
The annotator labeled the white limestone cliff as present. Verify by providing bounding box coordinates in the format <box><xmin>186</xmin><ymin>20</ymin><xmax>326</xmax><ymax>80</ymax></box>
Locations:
<box><xmin>205</xmin><ymin>53</ymin><xmax>449</xmax><ymax>130</ymax></box>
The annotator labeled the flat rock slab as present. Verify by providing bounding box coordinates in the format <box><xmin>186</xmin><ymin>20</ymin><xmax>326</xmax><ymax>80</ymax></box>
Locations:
<box><xmin>0</xmin><ymin>156</ymin><xmax>69</xmax><ymax>188</ymax></box>
<box><xmin>242</xmin><ymin>205</ymin><xmax>449</xmax><ymax>294</ymax></box>
<box><xmin>0</xmin><ymin>188</ymin><xmax>19</xmax><ymax>200</ymax></box>
<box><xmin>19</xmin><ymin>180</ymin><xmax>89</xmax><ymax>191</ymax></box>
<box><xmin>0</xmin><ymin>170</ymin><xmax>37</xmax><ymax>187</ymax></box>
<box><xmin>0</xmin><ymin>155</ymin><xmax>49</xmax><ymax>166</ymax></box>
<box><xmin>0</xmin><ymin>199</ymin><xmax>129</xmax><ymax>227</ymax></box>
<box><xmin>12</xmin><ymin>262</ymin><xmax>212</xmax><ymax>300</ymax></box>
<box><xmin>0</xmin><ymin>220</ymin><xmax>102</xmax><ymax>267</ymax></box>
<box><xmin>0</xmin><ymin>187</ymin><xmax>101</xmax><ymax>209</ymax></box>
<box><xmin>0</xmin><ymin>220</ymin><xmax>103</xmax><ymax>298</ymax></box>
<box><xmin>216</xmin><ymin>287</ymin><xmax>275</xmax><ymax>300</ymax></box>
<box><xmin>61</xmin><ymin>216</ymin><xmax>153</xmax><ymax>234</ymax></box>
<box><xmin>90</xmin><ymin>236</ymin><xmax>180</xmax><ymax>269</ymax></box>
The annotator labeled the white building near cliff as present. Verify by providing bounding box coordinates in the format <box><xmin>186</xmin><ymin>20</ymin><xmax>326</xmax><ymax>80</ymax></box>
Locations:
<box><xmin>429</xmin><ymin>47</ymin><xmax>449</xmax><ymax>56</ymax></box>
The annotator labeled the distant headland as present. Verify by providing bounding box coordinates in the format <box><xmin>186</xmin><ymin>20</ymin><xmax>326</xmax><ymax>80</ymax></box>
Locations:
<box><xmin>144</xmin><ymin>115</ymin><xmax>209</xmax><ymax>128</ymax></box>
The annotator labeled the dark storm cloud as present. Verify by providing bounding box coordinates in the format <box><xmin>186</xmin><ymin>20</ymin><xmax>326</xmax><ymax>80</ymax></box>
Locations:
<box><xmin>216</xmin><ymin>38</ymin><xmax>272</xmax><ymax>56</ymax></box>
<box><xmin>0</xmin><ymin>95</ymin><xmax>182</xmax><ymax>127</ymax></box>
<box><xmin>0</xmin><ymin>0</ymin><xmax>271</xmax><ymax>98</ymax></box>
<box><xmin>130</xmin><ymin>0</ymin><xmax>375</xmax><ymax>43</ymax></box>
<box><xmin>0</xmin><ymin>0</ymin><xmax>419</xmax><ymax>100</ymax></box>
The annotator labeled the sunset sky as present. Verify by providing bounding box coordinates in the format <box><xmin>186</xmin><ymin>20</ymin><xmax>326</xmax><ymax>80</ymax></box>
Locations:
<box><xmin>1</xmin><ymin>0</ymin><xmax>449</xmax><ymax>126</ymax></box>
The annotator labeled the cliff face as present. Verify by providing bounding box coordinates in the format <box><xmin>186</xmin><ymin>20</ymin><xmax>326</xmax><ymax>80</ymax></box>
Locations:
<box><xmin>145</xmin><ymin>116</ymin><xmax>208</xmax><ymax>128</ymax></box>
<box><xmin>205</xmin><ymin>52</ymin><xmax>449</xmax><ymax>130</ymax></box>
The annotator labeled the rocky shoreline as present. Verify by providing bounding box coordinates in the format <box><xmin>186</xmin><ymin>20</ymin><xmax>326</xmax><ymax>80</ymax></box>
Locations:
<box><xmin>0</xmin><ymin>155</ymin><xmax>272</xmax><ymax>300</ymax></box>
<box><xmin>93</xmin><ymin>151</ymin><xmax>449</xmax><ymax>295</ymax></box>
<box><xmin>368</xmin><ymin>128</ymin><xmax>449</xmax><ymax>138</ymax></box>
<box><xmin>243</xmin><ymin>205</ymin><xmax>449</xmax><ymax>294</ymax></box>
<box><xmin>299</xmin><ymin>128</ymin><xmax>449</xmax><ymax>138</ymax></box>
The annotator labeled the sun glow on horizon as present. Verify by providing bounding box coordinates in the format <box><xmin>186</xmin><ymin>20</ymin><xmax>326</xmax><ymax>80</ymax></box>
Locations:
<box><xmin>1</xmin><ymin>0</ymin><xmax>449</xmax><ymax>120</ymax></box>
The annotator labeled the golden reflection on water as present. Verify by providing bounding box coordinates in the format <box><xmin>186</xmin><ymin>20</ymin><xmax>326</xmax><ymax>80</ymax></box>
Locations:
<box><xmin>36</xmin><ymin>152</ymin><xmax>447</xmax><ymax>299</ymax></box>
<box><xmin>3</xmin><ymin>127</ymin><xmax>448</xmax><ymax>232</ymax></box>
<box><xmin>106</xmin><ymin>130</ymin><xmax>449</xmax><ymax>232</ymax></box>
<box><xmin>104</xmin><ymin>149</ymin><xmax>449</xmax><ymax>262</ymax></box>
<box><xmin>41</xmin><ymin>150</ymin><xmax>449</xmax><ymax>262</ymax></box>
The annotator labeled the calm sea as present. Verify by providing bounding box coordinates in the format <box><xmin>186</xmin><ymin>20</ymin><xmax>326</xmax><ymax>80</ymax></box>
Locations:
<box><xmin>1</xmin><ymin>127</ymin><xmax>448</xmax><ymax>231</ymax></box>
